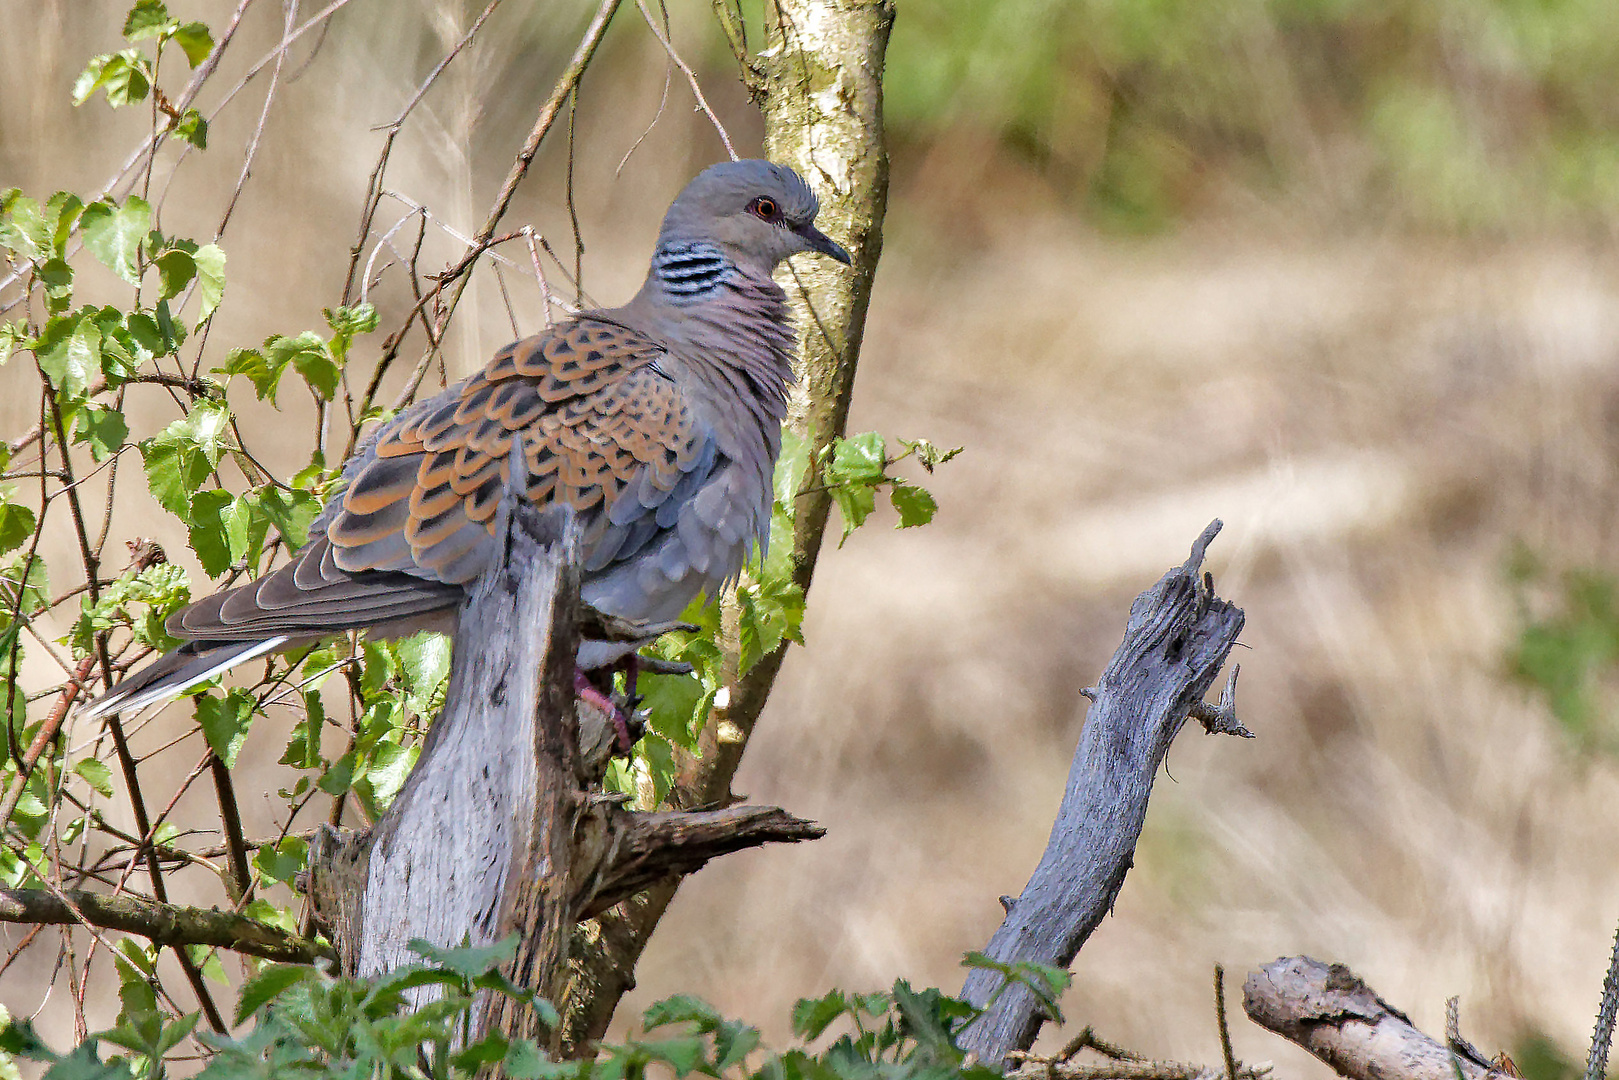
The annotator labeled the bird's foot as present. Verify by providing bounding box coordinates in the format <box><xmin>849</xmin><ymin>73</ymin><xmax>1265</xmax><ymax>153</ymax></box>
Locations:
<box><xmin>573</xmin><ymin>668</ymin><xmax>640</xmax><ymax>755</ymax></box>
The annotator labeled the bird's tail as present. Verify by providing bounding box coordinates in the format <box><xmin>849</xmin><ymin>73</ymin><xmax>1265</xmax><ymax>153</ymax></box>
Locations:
<box><xmin>78</xmin><ymin>636</ymin><xmax>291</xmax><ymax>721</ymax></box>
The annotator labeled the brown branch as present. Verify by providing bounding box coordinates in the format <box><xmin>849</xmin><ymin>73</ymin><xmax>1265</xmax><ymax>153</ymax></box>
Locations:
<box><xmin>583</xmin><ymin>806</ymin><xmax>823</xmax><ymax>919</ymax></box>
<box><xmin>1243</xmin><ymin>956</ymin><xmax>1501</xmax><ymax>1080</ymax></box>
<box><xmin>339</xmin><ymin>0</ymin><xmax>505</xmax><ymax>307</ymax></box>
<box><xmin>0</xmin><ymin>887</ymin><xmax>334</xmax><ymax>964</ymax></box>
<box><xmin>406</xmin><ymin>0</ymin><xmax>624</xmax><ymax>406</ymax></box>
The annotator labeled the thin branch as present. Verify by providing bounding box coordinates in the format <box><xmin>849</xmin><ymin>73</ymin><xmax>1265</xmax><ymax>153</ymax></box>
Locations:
<box><xmin>215</xmin><ymin>0</ymin><xmax>301</xmax><ymax>240</ymax></box>
<box><xmin>339</xmin><ymin>0</ymin><xmax>505</xmax><ymax>305</ymax></box>
<box><xmin>0</xmin><ymin>887</ymin><xmax>334</xmax><ymax>964</ymax></box>
<box><xmin>634</xmin><ymin>0</ymin><xmax>737</xmax><ymax>160</ymax></box>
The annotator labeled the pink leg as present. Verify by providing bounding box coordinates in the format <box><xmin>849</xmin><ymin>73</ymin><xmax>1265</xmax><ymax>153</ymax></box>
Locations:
<box><xmin>574</xmin><ymin>668</ymin><xmax>634</xmax><ymax>754</ymax></box>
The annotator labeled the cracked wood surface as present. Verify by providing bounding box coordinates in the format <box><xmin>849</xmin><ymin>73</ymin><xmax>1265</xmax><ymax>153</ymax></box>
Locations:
<box><xmin>958</xmin><ymin>521</ymin><xmax>1250</xmax><ymax>1067</ymax></box>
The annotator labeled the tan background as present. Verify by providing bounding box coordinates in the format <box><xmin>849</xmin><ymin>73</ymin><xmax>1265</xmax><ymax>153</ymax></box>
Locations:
<box><xmin>3</xmin><ymin>1</ymin><xmax>1618</xmax><ymax>1075</ymax></box>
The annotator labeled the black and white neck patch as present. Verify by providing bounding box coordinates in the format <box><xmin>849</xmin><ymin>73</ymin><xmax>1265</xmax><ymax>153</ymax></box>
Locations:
<box><xmin>652</xmin><ymin>241</ymin><xmax>735</xmax><ymax>299</ymax></box>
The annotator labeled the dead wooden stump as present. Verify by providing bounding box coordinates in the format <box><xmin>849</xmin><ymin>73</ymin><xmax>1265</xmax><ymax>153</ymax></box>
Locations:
<box><xmin>306</xmin><ymin>495</ymin><xmax>823</xmax><ymax>1049</ymax></box>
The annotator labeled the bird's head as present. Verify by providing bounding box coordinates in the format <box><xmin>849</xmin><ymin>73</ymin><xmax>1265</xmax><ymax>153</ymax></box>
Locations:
<box><xmin>656</xmin><ymin>159</ymin><xmax>851</xmax><ymax>276</ymax></box>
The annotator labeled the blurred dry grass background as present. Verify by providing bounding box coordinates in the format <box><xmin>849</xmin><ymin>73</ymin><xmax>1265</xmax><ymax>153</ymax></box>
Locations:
<box><xmin>4</xmin><ymin>0</ymin><xmax>1619</xmax><ymax>1075</ymax></box>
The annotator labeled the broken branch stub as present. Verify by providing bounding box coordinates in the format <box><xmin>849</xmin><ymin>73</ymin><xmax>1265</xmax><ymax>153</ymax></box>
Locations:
<box><xmin>1243</xmin><ymin>956</ymin><xmax>1501</xmax><ymax>1080</ymax></box>
<box><xmin>958</xmin><ymin>520</ymin><xmax>1249</xmax><ymax>1067</ymax></box>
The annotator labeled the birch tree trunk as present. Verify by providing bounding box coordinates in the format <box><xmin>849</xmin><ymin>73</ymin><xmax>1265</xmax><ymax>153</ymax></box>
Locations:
<box><xmin>555</xmin><ymin>0</ymin><xmax>895</xmax><ymax>1052</ymax></box>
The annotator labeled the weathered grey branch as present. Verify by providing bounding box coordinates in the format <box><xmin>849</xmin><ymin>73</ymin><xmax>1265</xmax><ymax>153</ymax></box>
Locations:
<box><xmin>1005</xmin><ymin>1057</ymin><xmax>1270</xmax><ymax>1080</ymax></box>
<box><xmin>1243</xmin><ymin>956</ymin><xmax>1502</xmax><ymax>1080</ymax></box>
<box><xmin>306</xmin><ymin>495</ymin><xmax>820</xmax><ymax>1051</ymax></box>
<box><xmin>0</xmin><ymin>886</ymin><xmax>333</xmax><ymax>964</ymax></box>
<box><xmin>957</xmin><ymin>520</ymin><xmax>1249</xmax><ymax>1066</ymax></box>
<box><xmin>554</xmin><ymin>0</ymin><xmax>893</xmax><ymax>1052</ymax></box>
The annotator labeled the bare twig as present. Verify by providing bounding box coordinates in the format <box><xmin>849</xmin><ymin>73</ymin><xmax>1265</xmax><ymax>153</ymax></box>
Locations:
<box><xmin>0</xmin><ymin>887</ymin><xmax>334</xmax><ymax>963</ymax></box>
<box><xmin>339</xmin><ymin>0</ymin><xmax>505</xmax><ymax>306</ymax></box>
<box><xmin>634</xmin><ymin>0</ymin><xmax>738</xmax><ymax>160</ymax></box>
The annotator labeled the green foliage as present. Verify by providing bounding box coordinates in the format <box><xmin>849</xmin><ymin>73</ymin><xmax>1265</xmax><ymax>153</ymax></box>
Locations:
<box><xmin>857</xmin><ymin>0</ymin><xmax>1619</xmax><ymax>230</ymax></box>
<box><xmin>0</xmin><ymin>939</ymin><xmax>1028</xmax><ymax>1080</ymax></box>
<box><xmin>1510</xmin><ymin>552</ymin><xmax>1619</xmax><ymax>754</ymax></box>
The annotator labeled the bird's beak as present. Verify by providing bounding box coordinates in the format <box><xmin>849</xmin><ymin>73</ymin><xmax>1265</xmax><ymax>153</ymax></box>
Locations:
<box><xmin>796</xmin><ymin>222</ymin><xmax>852</xmax><ymax>265</ymax></box>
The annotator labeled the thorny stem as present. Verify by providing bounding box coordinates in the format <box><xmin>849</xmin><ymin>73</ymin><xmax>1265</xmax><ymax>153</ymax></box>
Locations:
<box><xmin>1586</xmin><ymin>919</ymin><xmax>1619</xmax><ymax>1080</ymax></box>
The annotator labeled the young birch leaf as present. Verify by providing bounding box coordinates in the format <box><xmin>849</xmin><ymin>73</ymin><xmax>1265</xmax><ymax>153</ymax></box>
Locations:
<box><xmin>0</xmin><ymin>195</ymin><xmax>44</xmax><ymax>260</ymax></box>
<box><xmin>255</xmin><ymin>486</ymin><xmax>319</xmax><ymax>548</ymax></box>
<box><xmin>38</xmin><ymin>259</ymin><xmax>72</xmax><ymax>313</ymax></box>
<box><xmin>171</xmin><ymin>22</ymin><xmax>214</xmax><ymax>66</ymax></box>
<box><xmin>122</xmin><ymin>0</ymin><xmax>173</xmax><ymax>40</ymax></box>
<box><xmin>72</xmin><ymin>759</ymin><xmax>115</xmax><ymax>798</ymax></box>
<box><xmin>34</xmin><ymin>312</ymin><xmax>100</xmax><ymax>399</ymax></box>
<box><xmin>196</xmin><ymin>690</ymin><xmax>255</xmax><ymax>768</ymax></box>
<box><xmin>774</xmin><ymin>428</ymin><xmax>810</xmax><ymax>506</ymax></box>
<box><xmin>191</xmin><ymin>243</ymin><xmax>225</xmax><ymax>324</ymax></box>
<box><xmin>216</xmin><ymin>347</ymin><xmax>282</xmax><ymax>403</ymax></box>
<box><xmin>233</xmin><ymin>965</ymin><xmax>314</xmax><ymax>1026</ymax></box>
<box><xmin>71</xmin><ymin>406</ymin><xmax>127</xmax><ymax>462</ymax></box>
<box><xmin>0</xmin><ymin>502</ymin><xmax>36</xmax><ymax>558</ymax></box>
<box><xmin>151</xmin><ymin>247</ymin><xmax>195</xmax><ymax>300</ymax></box>
<box><xmin>186</xmin><ymin>489</ymin><xmax>234</xmax><ymax>576</ymax></box>
<box><xmin>173</xmin><ymin>108</ymin><xmax>207</xmax><ymax>149</ymax></box>
<box><xmin>264</xmin><ymin>332</ymin><xmax>339</xmax><ymax>400</ymax></box>
<box><xmin>80</xmin><ymin>197</ymin><xmax>151</xmax><ymax>284</ymax></box>
<box><xmin>889</xmin><ymin>483</ymin><xmax>938</xmax><ymax>528</ymax></box>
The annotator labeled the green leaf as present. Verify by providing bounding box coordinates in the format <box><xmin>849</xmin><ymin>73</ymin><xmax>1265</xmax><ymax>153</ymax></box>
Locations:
<box><xmin>0</xmin><ymin>502</ymin><xmax>36</xmax><ymax>558</ymax></box>
<box><xmin>324</xmin><ymin>304</ymin><xmax>378</xmax><ymax>363</ymax></box>
<box><xmin>774</xmin><ymin>428</ymin><xmax>810</xmax><ymax>507</ymax></box>
<box><xmin>829</xmin><ymin>432</ymin><xmax>885</xmax><ymax>484</ymax></box>
<box><xmin>171</xmin><ymin>22</ymin><xmax>214</xmax><ymax>66</ymax></box>
<box><xmin>829</xmin><ymin>481</ymin><xmax>877</xmax><ymax>544</ymax></box>
<box><xmin>152</xmin><ymin>247</ymin><xmax>195</xmax><ymax>300</ymax></box>
<box><xmin>72</xmin><ymin>759</ymin><xmax>115</xmax><ymax>798</ymax></box>
<box><xmin>264</xmin><ymin>332</ymin><xmax>339</xmax><ymax>401</ymax></box>
<box><xmin>37</xmin><ymin>1039</ymin><xmax>130</xmax><ymax>1080</ymax></box>
<box><xmin>122</xmin><ymin>0</ymin><xmax>173</xmax><ymax>40</ymax></box>
<box><xmin>191</xmin><ymin>243</ymin><xmax>225</xmax><ymax>324</ymax></box>
<box><xmin>33</xmin><ymin>312</ymin><xmax>100</xmax><ymax>400</ymax></box>
<box><xmin>38</xmin><ymin>258</ymin><xmax>73</xmax><ymax>313</ymax></box>
<box><xmin>70</xmin><ymin>562</ymin><xmax>189</xmax><ymax>656</ymax></box>
<box><xmin>394</xmin><ymin>632</ymin><xmax>451</xmax><ymax>717</ymax></box>
<box><xmin>173</xmin><ymin>108</ymin><xmax>208</xmax><ymax>149</ymax></box>
<box><xmin>889</xmin><ymin>483</ymin><xmax>938</xmax><ymax>528</ymax></box>
<box><xmin>195</xmin><ymin>689</ymin><xmax>255</xmax><ymax>768</ymax></box>
<box><xmin>642</xmin><ymin>995</ymin><xmax>720</xmax><ymax>1031</ymax></box>
<box><xmin>792</xmin><ymin>991</ymin><xmax>851</xmax><ymax>1040</ymax></box>
<box><xmin>80</xmin><ymin>197</ymin><xmax>151</xmax><ymax>284</ymax></box>
<box><xmin>139</xmin><ymin>401</ymin><xmax>231</xmax><ymax>516</ymax></box>
<box><xmin>251</xmin><ymin>836</ymin><xmax>307</xmax><ymax>887</ymax></box>
<box><xmin>186</xmin><ymin>488</ymin><xmax>235</xmax><ymax>576</ymax></box>
<box><xmin>216</xmin><ymin>347</ymin><xmax>281</xmax><ymax>403</ymax></box>
<box><xmin>46</xmin><ymin>192</ymin><xmax>85</xmax><ymax>257</ymax></box>
<box><xmin>254</xmin><ymin>485</ymin><xmax>319</xmax><ymax>548</ymax></box>
<box><xmin>233</xmin><ymin>964</ymin><xmax>314</xmax><ymax>1025</ymax></box>
<box><xmin>406</xmin><ymin>936</ymin><xmax>520</xmax><ymax>979</ymax></box>
<box><xmin>73</xmin><ymin>50</ymin><xmax>153</xmax><ymax>108</ymax></box>
<box><xmin>359</xmin><ymin>739</ymin><xmax>415</xmax><ymax>810</ymax></box>
<box><xmin>72</xmin><ymin>405</ymin><xmax>128</xmax><ymax>462</ymax></box>
<box><xmin>0</xmin><ymin>196</ymin><xmax>43</xmax><ymax>261</ymax></box>
<box><xmin>0</xmin><ymin>1014</ymin><xmax>56</xmax><ymax>1063</ymax></box>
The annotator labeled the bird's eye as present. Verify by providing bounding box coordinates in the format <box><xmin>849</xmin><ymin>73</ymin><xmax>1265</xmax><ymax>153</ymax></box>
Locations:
<box><xmin>749</xmin><ymin>197</ymin><xmax>781</xmax><ymax>222</ymax></box>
